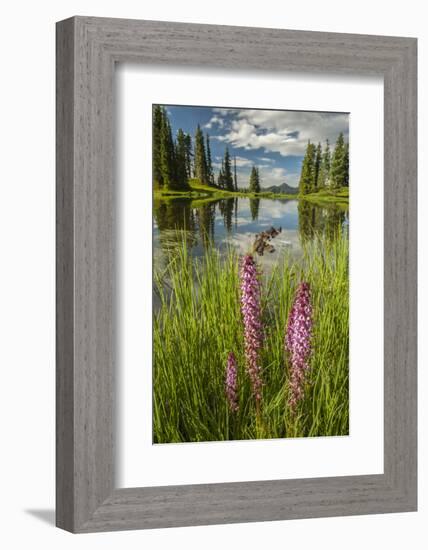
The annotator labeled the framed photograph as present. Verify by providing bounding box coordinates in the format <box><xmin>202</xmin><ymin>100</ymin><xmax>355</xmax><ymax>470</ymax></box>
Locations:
<box><xmin>149</xmin><ymin>103</ymin><xmax>350</xmax><ymax>445</ymax></box>
<box><xmin>56</xmin><ymin>17</ymin><xmax>417</xmax><ymax>532</ymax></box>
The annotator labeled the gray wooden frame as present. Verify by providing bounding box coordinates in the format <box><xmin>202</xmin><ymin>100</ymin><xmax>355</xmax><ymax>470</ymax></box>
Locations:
<box><xmin>56</xmin><ymin>16</ymin><xmax>417</xmax><ymax>533</ymax></box>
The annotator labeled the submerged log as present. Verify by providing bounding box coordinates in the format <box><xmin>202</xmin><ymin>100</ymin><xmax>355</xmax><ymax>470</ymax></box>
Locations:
<box><xmin>252</xmin><ymin>226</ymin><xmax>282</xmax><ymax>256</ymax></box>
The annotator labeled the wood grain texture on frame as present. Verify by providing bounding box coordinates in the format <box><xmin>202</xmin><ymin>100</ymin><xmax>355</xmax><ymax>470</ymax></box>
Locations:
<box><xmin>56</xmin><ymin>16</ymin><xmax>417</xmax><ymax>533</ymax></box>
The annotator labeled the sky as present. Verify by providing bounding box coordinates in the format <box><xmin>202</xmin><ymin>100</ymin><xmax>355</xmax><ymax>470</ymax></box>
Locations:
<box><xmin>163</xmin><ymin>105</ymin><xmax>349</xmax><ymax>189</ymax></box>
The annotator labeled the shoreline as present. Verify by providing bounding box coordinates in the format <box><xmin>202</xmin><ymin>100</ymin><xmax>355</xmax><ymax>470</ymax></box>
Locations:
<box><xmin>154</xmin><ymin>186</ymin><xmax>349</xmax><ymax>205</ymax></box>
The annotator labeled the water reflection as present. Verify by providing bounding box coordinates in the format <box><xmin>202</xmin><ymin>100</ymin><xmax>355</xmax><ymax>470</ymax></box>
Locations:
<box><xmin>153</xmin><ymin>196</ymin><xmax>348</xmax><ymax>267</ymax></box>
<box><xmin>249</xmin><ymin>198</ymin><xmax>260</xmax><ymax>221</ymax></box>
<box><xmin>218</xmin><ymin>198</ymin><xmax>234</xmax><ymax>233</ymax></box>
<box><xmin>153</xmin><ymin>198</ymin><xmax>197</xmax><ymax>249</ymax></box>
<box><xmin>196</xmin><ymin>202</ymin><xmax>216</xmax><ymax>247</ymax></box>
<box><xmin>298</xmin><ymin>200</ymin><xmax>347</xmax><ymax>243</ymax></box>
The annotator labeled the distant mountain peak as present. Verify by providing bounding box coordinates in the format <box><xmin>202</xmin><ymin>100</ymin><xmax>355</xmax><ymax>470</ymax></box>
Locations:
<box><xmin>263</xmin><ymin>182</ymin><xmax>299</xmax><ymax>195</ymax></box>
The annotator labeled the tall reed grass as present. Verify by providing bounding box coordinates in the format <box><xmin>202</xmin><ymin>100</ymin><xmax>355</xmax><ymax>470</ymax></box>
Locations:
<box><xmin>153</xmin><ymin>231</ymin><xmax>349</xmax><ymax>443</ymax></box>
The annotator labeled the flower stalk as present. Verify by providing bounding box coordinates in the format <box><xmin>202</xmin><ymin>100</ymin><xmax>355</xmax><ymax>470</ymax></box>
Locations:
<box><xmin>240</xmin><ymin>254</ymin><xmax>263</xmax><ymax>403</ymax></box>
<box><xmin>225</xmin><ymin>352</ymin><xmax>239</xmax><ymax>412</ymax></box>
<box><xmin>285</xmin><ymin>282</ymin><xmax>313</xmax><ymax>411</ymax></box>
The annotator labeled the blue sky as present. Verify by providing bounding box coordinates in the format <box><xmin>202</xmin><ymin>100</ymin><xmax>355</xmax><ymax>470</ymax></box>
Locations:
<box><xmin>162</xmin><ymin>105</ymin><xmax>349</xmax><ymax>189</ymax></box>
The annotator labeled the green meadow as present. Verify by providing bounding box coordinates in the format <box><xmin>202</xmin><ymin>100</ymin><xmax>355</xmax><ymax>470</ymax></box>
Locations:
<box><xmin>153</xmin><ymin>230</ymin><xmax>349</xmax><ymax>443</ymax></box>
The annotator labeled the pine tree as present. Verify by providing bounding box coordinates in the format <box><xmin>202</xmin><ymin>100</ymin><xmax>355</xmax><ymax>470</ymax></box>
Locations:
<box><xmin>331</xmin><ymin>132</ymin><xmax>347</xmax><ymax>189</ymax></box>
<box><xmin>152</xmin><ymin>105</ymin><xmax>164</xmax><ymax>188</ymax></box>
<box><xmin>175</xmin><ymin>129</ymin><xmax>189</xmax><ymax>190</ymax></box>
<box><xmin>234</xmin><ymin>156</ymin><xmax>238</xmax><ymax>191</ymax></box>
<box><xmin>217</xmin><ymin>155</ymin><xmax>226</xmax><ymax>189</ymax></box>
<box><xmin>318</xmin><ymin>139</ymin><xmax>331</xmax><ymax>189</ymax></box>
<box><xmin>249</xmin><ymin>166</ymin><xmax>261</xmax><ymax>193</ymax></box>
<box><xmin>249</xmin><ymin>166</ymin><xmax>255</xmax><ymax>192</ymax></box>
<box><xmin>194</xmin><ymin>124</ymin><xmax>208</xmax><ymax>185</ymax></box>
<box><xmin>205</xmin><ymin>133</ymin><xmax>215</xmax><ymax>186</ymax></box>
<box><xmin>255</xmin><ymin>167</ymin><xmax>261</xmax><ymax>192</ymax></box>
<box><xmin>217</xmin><ymin>166</ymin><xmax>225</xmax><ymax>188</ymax></box>
<box><xmin>184</xmin><ymin>133</ymin><xmax>193</xmax><ymax>179</ymax></box>
<box><xmin>159</xmin><ymin>108</ymin><xmax>177</xmax><ymax>190</ymax></box>
<box><xmin>299</xmin><ymin>141</ymin><xmax>316</xmax><ymax>194</ymax></box>
<box><xmin>343</xmin><ymin>142</ymin><xmax>349</xmax><ymax>187</ymax></box>
<box><xmin>314</xmin><ymin>142</ymin><xmax>322</xmax><ymax>190</ymax></box>
<box><xmin>223</xmin><ymin>147</ymin><xmax>234</xmax><ymax>191</ymax></box>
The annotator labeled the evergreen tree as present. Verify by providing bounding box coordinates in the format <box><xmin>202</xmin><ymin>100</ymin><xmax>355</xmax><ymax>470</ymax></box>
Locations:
<box><xmin>223</xmin><ymin>147</ymin><xmax>234</xmax><ymax>191</ymax></box>
<box><xmin>217</xmin><ymin>166</ymin><xmax>225</xmax><ymax>188</ymax></box>
<box><xmin>299</xmin><ymin>141</ymin><xmax>316</xmax><ymax>194</ymax></box>
<box><xmin>249</xmin><ymin>166</ymin><xmax>261</xmax><ymax>193</ymax></box>
<box><xmin>330</xmin><ymin>132</ymin><xmax>347</xmax><ymax>189</ymax></box>
<box><xmin>205</xmin><ymin>133</ymin><xmax>215</xmax><ymax>186</ymax></box>
<box><xmin>318</xmin><ymin>139</ymin><xmax>331</xmax><ymax>189</ymax></box>
<box><xmin>249</xmin><ymin>167</ymin><xmax>255</xmax><ymax>192</ymax></box>
<box><xmin>152</xmin><ymin>105</ymin><xmax>164</xmax><ymax>187</ymax></box>
<box><xmin>343</xmin><ymin>142</ymin><xmax>349</xmax><ymax>187</ymax></box>
<box><xmin>194</xmin><ymin>124</ymin><xmax>208</xmax><ymax>185</ymax></box>
<box><xmin>159</xmin><ymin>108</ymin><xmax>177</xmax><ymax>190</ymax></box>
<box><xmin>184</xmin><ymin>133</ymin><xmax>193</xmax><ymax>179</ymax></box>
<box><xmin>175</xmin><ymin>129</ymin><xmax>189</xmax><ymax>190</ymax></box>
<box><xmin>234</xmin><ymin>156</ymin><xmax>238</xmax><ymax>191</ymax></box>
<box><xmin>314</xmin><ymin>142</ymin><xmax>322</xmax><ymax>190</ymax></box>
<box><xmin>255</xmin><ymin>167</ymin><xmax>261</xmax><ymax>192</ymax></box>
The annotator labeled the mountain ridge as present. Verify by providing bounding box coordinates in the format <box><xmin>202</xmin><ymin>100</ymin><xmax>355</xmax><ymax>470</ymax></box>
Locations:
<box><xmin>262</xmin><ymin>182</ymin><xmax>299</xmax><ymax>195</ymax></box>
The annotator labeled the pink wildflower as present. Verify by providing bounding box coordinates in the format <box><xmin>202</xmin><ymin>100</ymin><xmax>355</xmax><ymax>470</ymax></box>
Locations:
<box><xmin>240</xmin><ymin>254</ymin><xmax>263</xmax><ymax>401</ymax></box>
<box><xmin>285</xmin><ymin>282</ymin><xmax>313</xmax><ymax>410</ymax></box>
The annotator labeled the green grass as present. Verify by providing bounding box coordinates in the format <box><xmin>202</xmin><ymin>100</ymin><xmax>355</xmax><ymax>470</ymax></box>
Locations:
<box><xmin>154</xmin><ymin>179</ymin><xmax>349</xmax><ymax>206</ymax></box>
<box><xmin>302</xmin><ymin>187</ymin><xmax>349</xmax><ymax>205</ymax></box>
<box><xmin>153</xmin><ymin>231</ymin><xmax>349</xmax><ymax>443</ymax></box>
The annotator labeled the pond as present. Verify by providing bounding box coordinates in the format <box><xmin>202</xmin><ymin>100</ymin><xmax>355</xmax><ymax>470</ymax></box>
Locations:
<box><xmin>153</xmin><ymin>197</ymin><xmax>348</xmax><ymax>272</ymax></box>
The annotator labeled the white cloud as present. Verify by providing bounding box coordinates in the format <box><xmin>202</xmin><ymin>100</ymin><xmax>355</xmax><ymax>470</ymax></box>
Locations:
<box><xmin>213</xmin><ymin>107</ymin><xmax>239</xmax><ymax>116</ymax></box>
<box><xmin>259</xmin><ymin>167</ymin><xmax>298</xmax><ymax>188</ymax></box>
<box><xmin>233</xmin><ymin>165</ymin><xmax>299</xmax><ymax>189</ymax></box>
<box><xmin>214</xmin><ymin>109</ymin><xmax>349</xmax><ymax>157</ymax></box>
<box><xmin>234</xmin><ymin>156</ymin><xmax>253</xmax><ymax>167</ymax></box>
<box><xmin>283</xmin><ymin>173</ymin><xmax>300</xmax><ymax>188</ymax></box>
<box><xmin>212</xmin><ymin>155</ymin><xmax>257</xmax><ymax>172</ymax></box>
<box><xmin>204</xmin><ymin>114</ymin><xmax>225</xmax><ymax>129</ymax></box>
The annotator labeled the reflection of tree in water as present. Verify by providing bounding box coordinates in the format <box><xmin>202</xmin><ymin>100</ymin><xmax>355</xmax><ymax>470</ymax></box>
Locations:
<box><xmin>196</xmin><ymin>202</ymin><xmax>216</xmax><ymax>249</ymax></box>
<box><xmin>325</xmin><ymin>205</ymin><xmax>346</xmax><ymax>241</ymax></box>
<box><xmin>153</xmin><ymin>199</ymin><xmax>196</xmax><ymax>253</ymax></box>
<box><xmin>298</xmin><ymin>200</ymin><xmax>347</xmax><ymax>244</ymax></box>
<box><xmin>298</xmin><ymin>200</ymin><xmax>316</xmax><ymax>242</ymax></box>
<box><xmin>249</xmin><ymin>198</ymin><xmax>260</xmax><ymax>221</ymax></box>
<box><xmin>154</xmin><ymin>198</ymin><xmax>234</xmax><ymax>254</ymax></box>
<box><xmin>154</xmin><ymin>197</ymin><xmax>348</xmax><ymax>258</ymax></box>
<box><xmin>218</xmin><ymin>198</ymin><xmax>235</xmax><ymax>233</ymax></box>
